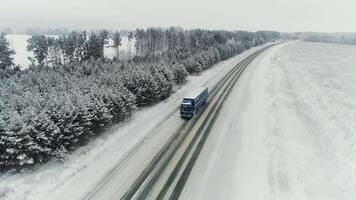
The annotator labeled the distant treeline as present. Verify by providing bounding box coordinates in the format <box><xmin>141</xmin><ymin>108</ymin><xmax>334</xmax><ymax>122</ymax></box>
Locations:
<box><xmin>0</xmin><ymin>28</ymin><xmax>71</xmax><ymax>36</ymax></box>
<box><xmin>0</xmin><ymin>28</ymin><xmax>134</xmax><ymax>37</ymax></box>
<box><xmin>0</xmin><ymin>28</ymin><xmax>280</xmax><ymax>172</ymax></box>
<box><xmin>302</xmin><ymin>32</ymin><xmax>356</xmax><ymax>45</ymax></box>
<box><xmin>23</xmin><ymin>28</ymin><xmax>281</xmax><ymax>66</ymax></box>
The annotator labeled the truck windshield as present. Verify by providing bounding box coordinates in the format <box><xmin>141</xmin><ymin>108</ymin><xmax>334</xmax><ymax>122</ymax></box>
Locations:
<box><xmin>181</xmin><ymin>100</ymin><xmax>193</xmax><ymax>112</ymax></box>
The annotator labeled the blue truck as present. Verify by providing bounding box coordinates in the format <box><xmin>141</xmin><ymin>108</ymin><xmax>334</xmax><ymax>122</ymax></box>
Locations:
<box><xmin>180</xmin><ymin>87</ymin><xmax>208</xmax><ymax>119</ymax></box>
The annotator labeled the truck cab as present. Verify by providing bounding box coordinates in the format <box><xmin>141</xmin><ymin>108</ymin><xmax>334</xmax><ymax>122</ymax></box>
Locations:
<box><xmin>180</xmin><ymin>87</ymin><xmax>208</xmax><ymax>119</ymax></box>
<box><xmin>180</xmin><ymin>98</ymin><xmax>195</xmax><ymax>119</ymax></box>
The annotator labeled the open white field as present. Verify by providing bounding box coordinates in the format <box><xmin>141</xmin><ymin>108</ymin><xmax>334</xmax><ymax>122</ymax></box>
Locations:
<box><xmin>181</xmin><ymin>41</ymin><xmax>356</xmax><ymax>200</ymax></box>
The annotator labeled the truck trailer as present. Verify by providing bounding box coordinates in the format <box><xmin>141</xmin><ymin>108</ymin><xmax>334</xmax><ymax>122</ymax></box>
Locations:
<box><xmin>180</xmin><ymin>87</ymin><xmax>208</xmax><ymax>119</ymax></box>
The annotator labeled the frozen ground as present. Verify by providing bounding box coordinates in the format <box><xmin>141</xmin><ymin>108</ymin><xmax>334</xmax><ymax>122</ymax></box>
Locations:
<box><xmin>181</xmin><ymin>41</ymin><xmax>356</xmax><ymax>200</ymax></box>
<box><xmin>0</xmin><ymin>44</ymin><xmax>272</xmax><ymax>200</ymax></box>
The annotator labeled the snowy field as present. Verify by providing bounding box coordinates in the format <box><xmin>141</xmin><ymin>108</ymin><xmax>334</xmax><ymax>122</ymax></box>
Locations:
<box><xmin>5</xmin><ymin>34</ymin><xmax>133</xmax><ymax>68</ymax></box>
<box><xmin>181</xmin><ymin>41</ymin><xmax>356</xmax><ymax>200</ymax></box>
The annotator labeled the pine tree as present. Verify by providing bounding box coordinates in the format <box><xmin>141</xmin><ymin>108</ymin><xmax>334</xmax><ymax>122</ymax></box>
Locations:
<box><xmin>112</xmin><ymin>31</ymin><xmax>122</xmax><ymax>59</ymax></box>
<box><xmin>0</xmin><ymin>33</ymin><xmax>15</xmax><ymax>77</ymax></box>
<box><xmin>27</xmin><ymin>35</ymin><xmax>49</xmax><ymax>65</ymax></box>
<box><xmin>128</xmin><ymin>31</ymin><xmax>134</xmax><ymax>58</ymax></box>
<box><xmin>171</xmin><ymin>63</ymin><xmax>187</xmax><ymax>84</ymax></box>
<box><xmin>134</xmin><ymin>28</ymin><xmax>145</xmax><ymax>55</ymax></box>
<box><xmin>76</xmin><ymin>31</ymin><xmax>88</xmax><ymax>62</ymax></box>
<box><xmin>0</xmin><ymin>107</ymin><xmax>39</xmax><ymax>170</ymax></box>
<box><xmin>87</xmin><ymin>33</ymin><xmax>103</xmax><ymax>60</ymax></box>
<box><xmin>99</xmin><ymin>30</ymin><xmax>109</xmax><ymax>56</ymax></box>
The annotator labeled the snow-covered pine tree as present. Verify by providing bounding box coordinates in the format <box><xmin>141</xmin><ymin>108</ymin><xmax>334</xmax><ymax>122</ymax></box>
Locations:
<box><xmin>112</xmin><ymin>31</ymin><xmax>122</xmax><ymax>59</ymax></box>
<box><xmin>0</xmin><ymin>33</ymin><xmax>15</xmax><ymax>78</ymax></box>
<box><xmin>170</xmin><ymin>63</ymin><xmax>187</xmax><ymax>84</ymax></box>
<box><xmin>0</xmin><ymin>107</ymin><xmax>39</xmax><ymax>170</ymax></box>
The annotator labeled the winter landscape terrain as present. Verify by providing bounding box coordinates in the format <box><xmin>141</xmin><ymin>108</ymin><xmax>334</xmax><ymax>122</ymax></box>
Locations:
<box><xmin>1</xmin><ymin>40</ymin><xmax>356</xmax><ymax>199</ymax></box>
<box><xmin>1</xmin><ymin>0</ymin><xmax>356</xmax><ymax>199</ymax></box>
<box><xmin>181</xmin><ymin>41</ymin><xmax>356</xmax><ymax>200</ymax></box>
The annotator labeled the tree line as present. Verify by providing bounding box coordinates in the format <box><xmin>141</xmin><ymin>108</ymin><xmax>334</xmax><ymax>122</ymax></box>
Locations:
<box><xmin>302</xmin><ymin>32</ymin><xmax>356</xmax><ymax>45</ymax></box>
<box><xmin>0</xmin><ymin>28</ymin><xmax>280</xmax><ymax>172</ymax></box>
<box><xmin>26</xmin><ymin>30</ymin><xmax>110</xmax><ymax>65</ymax></box>
<box><xmin>22</xmin><ymin>28</ymin><xmax>280</xmax><ymax>66</ymax></box>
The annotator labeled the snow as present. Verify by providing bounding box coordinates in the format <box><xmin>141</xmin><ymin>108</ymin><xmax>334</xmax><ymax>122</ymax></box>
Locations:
<box><xmin>180</xmin><ymin>41</ymin><xmax>356</xmax><ymax>200</ymax></box>
<box><xmin>0</xmin><ymin>43</ymin><xmax>272</xmax><ymax>200</ymax></box>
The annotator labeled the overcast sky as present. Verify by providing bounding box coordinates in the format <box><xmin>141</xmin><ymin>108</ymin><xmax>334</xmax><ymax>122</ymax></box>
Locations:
<box><xmin>1</xmin><ymin>0</ymin><xmax>356</xmax><ymax>32</ymax></box>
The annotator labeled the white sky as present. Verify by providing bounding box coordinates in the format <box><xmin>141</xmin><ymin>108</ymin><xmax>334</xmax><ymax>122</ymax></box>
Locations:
<box><xmin>1</xmin><ymin>0</ymin><xmax>356</xmax><ymax>32</ymax></box>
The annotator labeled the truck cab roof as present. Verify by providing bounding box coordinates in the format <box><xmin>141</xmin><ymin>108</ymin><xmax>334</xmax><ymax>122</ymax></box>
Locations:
<box><xmin>181</xmin><ymin>101</ymin><xmax>193</xmax><ymax>105</ymax></box>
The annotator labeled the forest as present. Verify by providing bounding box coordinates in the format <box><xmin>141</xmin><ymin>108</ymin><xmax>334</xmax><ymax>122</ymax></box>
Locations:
<box><xmin>302</xmin><ymin>32</ymin><xmax>356</xmax><ymax>45</ymax></box>
<box><xmin>0</xmin><ymin>28</ymin><xmax>280</xmax><ymax>172</ymax></box>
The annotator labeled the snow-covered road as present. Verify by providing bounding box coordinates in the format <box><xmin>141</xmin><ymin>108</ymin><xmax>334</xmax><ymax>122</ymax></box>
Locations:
<box><xmin>180</xmin><ymin>41</ymin><xmax>356</xmax><ymax>200</ymax></box>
